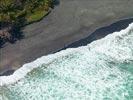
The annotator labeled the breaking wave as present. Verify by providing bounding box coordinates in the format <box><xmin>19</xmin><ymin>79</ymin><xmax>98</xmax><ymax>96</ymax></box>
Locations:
<box><xmin>0</xmin><ymin>23</ymin><xmax>133</xmax><ymax>100</ymax></box>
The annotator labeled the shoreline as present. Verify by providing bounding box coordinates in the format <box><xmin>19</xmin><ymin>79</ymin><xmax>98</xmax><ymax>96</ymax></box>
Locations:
<box><xmin>58</xmin><ymin>17</ymin><xmax>133</xmax><ymax>50</ymax></box>
<box><xmin>1</xmin><ymin>0</ymin><xmax>133</xmax><ymax>76</ymax></box>
<box><xmin>0</xmin><ymin>22</ymin><xmax>133</xmax><ymax>87</ymax></box>
<box><xmin>1</xmin><ymin>18</ymin><xmax>133</xmax><ymax>76</ymax></box>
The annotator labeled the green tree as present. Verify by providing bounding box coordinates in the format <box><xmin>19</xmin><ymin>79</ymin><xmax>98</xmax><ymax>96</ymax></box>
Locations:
<box><xmin>0</xmin><ymin>0</ymin><xmax>54</xmax><ymax>42</ymax></box>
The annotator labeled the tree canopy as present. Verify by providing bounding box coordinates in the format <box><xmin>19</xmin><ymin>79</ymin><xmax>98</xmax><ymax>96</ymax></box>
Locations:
<box><xmin>0</xmin><ymin>0</ymin><xmax>53</xmax><ymax>44</ymax></box>
<box><xmin>0</xmin><ymin>0</ymin><xmax>53</xmax><ymax>24</ymax></box>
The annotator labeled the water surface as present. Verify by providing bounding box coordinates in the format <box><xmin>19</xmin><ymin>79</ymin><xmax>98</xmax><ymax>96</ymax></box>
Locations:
<box><xmin>0</xmin><ymin>23</ymin><xmax>133</xmax><ymax>100</ymax></box>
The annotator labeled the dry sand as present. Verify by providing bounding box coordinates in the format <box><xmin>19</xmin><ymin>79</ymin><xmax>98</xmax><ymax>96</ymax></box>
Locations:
<box><xmin>1</xmin><ymin>0</ymin><xmax>133</xmax><ymax>74</ymax></box>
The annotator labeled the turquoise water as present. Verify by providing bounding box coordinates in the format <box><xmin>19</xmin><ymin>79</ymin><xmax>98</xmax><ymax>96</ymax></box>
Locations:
<box><xmin>0</xmin><ymin>23</ymin><xmax>133</xmax><ymax>100</ymax></box>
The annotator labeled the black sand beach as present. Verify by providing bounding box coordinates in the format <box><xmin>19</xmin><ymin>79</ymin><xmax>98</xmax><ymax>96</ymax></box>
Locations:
<box><xmin>1</xmin><ymin>0</ymin><xmax>133</xmax><ymax>75</ymax></box>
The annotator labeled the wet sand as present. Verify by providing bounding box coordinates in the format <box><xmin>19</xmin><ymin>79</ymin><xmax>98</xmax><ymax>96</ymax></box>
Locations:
<box><xmin>1</xmin><ymin>0</ymin><xmax>133</xmax><ymax>75</ymax></box>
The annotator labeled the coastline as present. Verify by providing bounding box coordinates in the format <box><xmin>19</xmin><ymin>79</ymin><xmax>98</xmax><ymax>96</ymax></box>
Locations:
<box><xmin>1</xmin><ymin>18</ymin><xmax>133</xmax><ymax>76</ymax></box>
<box><xmin>1</xmin><ymin>0</ymin><xmax>133</xmax><ymax>75</ymax></box>
<box><xmin>0</xmin><ymin>22</ymin><xmax>133</xmax><ymax>86</ymax></box>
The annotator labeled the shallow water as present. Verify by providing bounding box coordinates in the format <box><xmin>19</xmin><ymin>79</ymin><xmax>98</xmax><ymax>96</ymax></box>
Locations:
<box><xmin>0</xmin><ymin>23</ymin><xmax>133</xmax><ymax>100</ymax></box>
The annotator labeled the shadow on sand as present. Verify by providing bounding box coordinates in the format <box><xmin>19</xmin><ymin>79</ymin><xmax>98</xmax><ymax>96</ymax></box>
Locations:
<box><xmin>62</xmin><ymin>18</ymin><xmax>133</xmax><ymax>49</ymax></box>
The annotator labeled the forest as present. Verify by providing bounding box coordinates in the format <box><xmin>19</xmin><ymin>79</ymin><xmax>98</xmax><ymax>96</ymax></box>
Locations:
<box><xmin>0</xmin><ymin>0</ymin><xmax>54</xmax><ymax>45</ymax></box>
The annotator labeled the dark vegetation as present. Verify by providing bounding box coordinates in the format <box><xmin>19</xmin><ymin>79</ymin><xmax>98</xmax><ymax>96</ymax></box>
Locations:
<box><xmin>0</xmin><ymin>0</ymin><xmax>55</xmax><ymax>47</ymax></box>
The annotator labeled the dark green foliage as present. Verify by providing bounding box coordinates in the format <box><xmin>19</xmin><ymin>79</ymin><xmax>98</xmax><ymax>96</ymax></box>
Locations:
<box><xmin>0</xmin><ymin>0</ymin><xmax>53</xmax><ymax>44</ymax></box>
<box><xmin>0</xmin><ymin>0</ymin><xmax>53</xmax><ymax>24</ymax></box>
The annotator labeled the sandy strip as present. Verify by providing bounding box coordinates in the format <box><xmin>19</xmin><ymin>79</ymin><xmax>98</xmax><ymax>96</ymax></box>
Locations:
<box><xmin>1</xmin><ymin>0</ymin><xmax>133</xmax><ymax>75</ymax></box>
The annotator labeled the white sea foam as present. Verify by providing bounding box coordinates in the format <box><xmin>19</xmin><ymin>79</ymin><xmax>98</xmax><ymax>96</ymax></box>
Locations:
<box><xmin>0</xmin><ymin>23</ymin><xmax>133</xmax><ymax>100</ymax></box>
<box><xmin>0</xmin><ymin>23</ymin><xmax>133</xmax><ymax>87</ymax></box>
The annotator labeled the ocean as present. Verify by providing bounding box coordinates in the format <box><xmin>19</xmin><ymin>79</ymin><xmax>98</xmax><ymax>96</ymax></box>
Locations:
<box><xmin>0</xmin><ymin>23</ymin><xmax>133</xmax><ymax>100</ymax></box>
